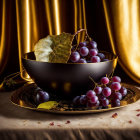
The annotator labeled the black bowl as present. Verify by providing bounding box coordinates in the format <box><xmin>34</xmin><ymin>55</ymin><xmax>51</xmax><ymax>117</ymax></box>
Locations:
<box><xmin>22</xmin><ymin>52</ymin><xmax>117</xmax><ymax>99</ymax></box>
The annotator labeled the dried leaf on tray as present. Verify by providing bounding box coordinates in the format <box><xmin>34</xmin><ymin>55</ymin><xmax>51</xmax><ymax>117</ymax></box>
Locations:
<box><xmin>37</xmin><ymin>101</ymin><xmax>59</xmax><ymax>110</ymax></box>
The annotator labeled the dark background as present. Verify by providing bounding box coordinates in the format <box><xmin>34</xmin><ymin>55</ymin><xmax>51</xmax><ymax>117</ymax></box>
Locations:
<box><xmin>0</xmin><ymin>0</ymin><xmax>137</xmax><ymax>85</ymax></box>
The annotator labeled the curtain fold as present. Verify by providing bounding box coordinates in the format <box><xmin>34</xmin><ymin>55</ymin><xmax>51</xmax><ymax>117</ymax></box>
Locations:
<box><xmin>0</xmin><ymin>0</ymin><xmax>139</xmax><ymax>83</ymax></box>
<box><xmin>103</xmin><ymin>0</ymin><xmax>140</xmax><ymax>83</ymax></box>
<box><xmin>0</xmin><ymin>0</ymin><xmax>19</xmax><ymax>81</ymax></box>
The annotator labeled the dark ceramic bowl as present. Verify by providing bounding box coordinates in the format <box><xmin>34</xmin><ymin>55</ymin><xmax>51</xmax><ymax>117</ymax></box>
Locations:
<box><xmin>22</xmin><ymin>52</ymin><xmax>117</xmax><ymax>99</ymax></box>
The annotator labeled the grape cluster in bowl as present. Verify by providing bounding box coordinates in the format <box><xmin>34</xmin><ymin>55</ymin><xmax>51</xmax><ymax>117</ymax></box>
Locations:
<box><xmin>73</xmin><ymin>76</ymin><xmax>128</xmax><ymax>108</ymax></box>
<box><xmin>70</xmin><ymin>41</ymin><xmax>108</xmax><ymax>63</ymax></box>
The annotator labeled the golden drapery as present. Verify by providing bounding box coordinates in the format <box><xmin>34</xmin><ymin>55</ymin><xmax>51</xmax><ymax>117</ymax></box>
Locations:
<box><xmin>0</xmin><ymin>0</ymin><xmax>140</xmax><ymax>83</ymax></box>
<box><xmin>103</xmin><ymin>0</ymin><xmax>140</xmax><ymax>83</ymax></box>
<box><xmin>15</xmin><ymin>0</ymin><xmax>86</xmax><ymax>79</ymax></box>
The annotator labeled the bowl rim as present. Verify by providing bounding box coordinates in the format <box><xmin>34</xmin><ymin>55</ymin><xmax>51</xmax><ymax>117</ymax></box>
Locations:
<box><xmin>22</xmin><ymin>51</ymin><xmax>118</xmax><ymax>65</ymax></box>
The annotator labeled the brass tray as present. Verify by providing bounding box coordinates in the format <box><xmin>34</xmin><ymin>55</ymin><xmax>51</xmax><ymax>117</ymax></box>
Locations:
<box><xmin>10</xmin><ymin>83</ymin><xmax>140</xmax><ymax>114</ymax></box>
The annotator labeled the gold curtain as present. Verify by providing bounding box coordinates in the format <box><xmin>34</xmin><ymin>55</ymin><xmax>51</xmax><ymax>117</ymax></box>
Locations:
<box><xmin>0</xmin><ymin>0</ymin><xmax>140</xmax><ymax>83</ymax></box>
<box><xmin>15</xmin><ymin>0</ymin><xmax>86</xmax><ymax>79</ymax></box>
<box><xmin>103</xmin><ymin>0</ymin><xmax>140</xmax><ymax>83</ymax></box>
<box><xmin>0</xmin><ymin>0</ymin><xmax>13</xmax><ymax>75</ymax></box>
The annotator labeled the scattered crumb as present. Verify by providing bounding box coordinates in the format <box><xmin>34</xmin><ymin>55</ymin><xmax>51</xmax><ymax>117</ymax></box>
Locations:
<box><xmin>60</xmin><ymin>108</ymin><xmax>65</xmax><ymax>111</ymax></box>
<box><xmin>37</xmin><ymin>121</ymin><xmax>41</xmax><ymax>124</ymax></box>
<box><xmin>112</xmin><ymin>113</ymin><xmax>118</xmax><ymax>118</ymax></box>
<box><xmin>128</xmin><ymin>120</ymin><xmax>132</xmax><ymax>124</ymax></box>
<box><xmin>57</xmin><ymin>124</ymin><xmax>62</xmax><ymax>127</ymax></box>
<box><xmin>23</xmin><ymin>120</ymin><xmax>28</xmax><ymax>126</ymax></box>
<box><xmin>65</xmin><ymin>120</ymin><xmax>71</xmax><ymax>124</ymax></box>
<box><xmin>49</xmin><ymin>122</ymin><xmax>54</xmax><ymax>126</ymax></box>
<box><xmin>136</xmin><ymin>113</ymin><xmax>140</xmax><ymax>117</ymax></box>
<box><xmin>136</xmin><ymin>109</ymin><xmax>140</xmax><ymax>112</ymax></box>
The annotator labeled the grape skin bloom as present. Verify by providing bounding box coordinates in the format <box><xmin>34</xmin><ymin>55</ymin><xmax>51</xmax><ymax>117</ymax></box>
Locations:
<box><xmin>111</xmin><ymin>82</ymin><xmax>121</xmax><ymax>91</ymax></box>
<box><xmin>70</xmin><ymin>51</ymin><xmax>80</xmax><ymax>62</ymax></box>
<box><xmin>102</xmin><ymin>87</ymin><xmax>111</xmax><ymax>97</ymax></box>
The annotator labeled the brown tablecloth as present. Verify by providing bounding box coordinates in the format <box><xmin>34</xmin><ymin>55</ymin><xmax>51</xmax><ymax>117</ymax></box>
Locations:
<box><xmin>0</xmin><ymin>87</ymin><xmax>140</xmax><ymax>140</ymax></box>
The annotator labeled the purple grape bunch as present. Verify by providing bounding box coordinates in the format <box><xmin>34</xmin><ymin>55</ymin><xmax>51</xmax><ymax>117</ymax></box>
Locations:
<box><xmin>70</xmin><ymin>41</ymin><xmax>108</xmax><ymax>63</ymax></box>
<box><xmin>72</xmin><ymin>76</ymin><xmax>128</xmax><ymax>108</ymax></box>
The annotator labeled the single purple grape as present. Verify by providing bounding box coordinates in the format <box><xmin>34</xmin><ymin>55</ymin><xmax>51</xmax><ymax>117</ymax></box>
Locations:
<box><xmin>87</xmin><ymin>60</ymin><xmax>92</xmax><ymax>63</ymax></box>
<box><xmin>99</xmin><ymin>94</ymin><xmax>106</xmax><ymax>101</ymax></box>
<box><xmin>79</xmin><ymin>41</ymin><xmax>87</xmax><ymax>47</ymax></box>
<box><xmin>102</xmin><ymin>99</ymin><xmax>109</xmax><ymax>107</ymax></box>
<box><xmin>101</xmin><ymin>77</ymin><xmax>109</xmax><ymax>85</ymax></box>
<box><xmin>87</xmin><ymin>100</ymin><xmax>99</xmax><ymax>108</ymax></box>
<box><xmin>95</xmin><ymin>100</ymin><xmax>100</xmax><ymax>106</ymax></box>
<box><xmin>88</xmin><ymin>100</ymin><xmax>100</xmax><ymax>107</ymax></box>
<box><xmin>94</xmin><ymin>87</ymin><xmax>102</xmax><ymax>95</ymax></box>
<box><xmin>89</xmin><ymin>49</ymin><xmax>98</xmax><ymax>56</ymax></box>
<box><xmin>120</xmin><ymin>86</ymin><xmax>127</xmax><ymax>96</ymax></box>
<box><xmin>102</xmin><ymin>59</ymin><xmax>109</xmax><ymax>62</ymax></box>
<box><xmin>102</xmin><ymin>87</ymin><xmax>111</xmax><ymax>97</ymax></box>
<box><xmin>36</xmin><ymin>90</ymin><xmax>49</xmax><ymax>104</ymax></box>
<box><xmin>109</xmin><ymin>91</ymin><xmax>115</xmax><ymax>99</ymax></box>
<box><xmin>91</xmin><ymin>56</ymin><xmax>101</xmax><ymax>63</ymax></box>
<box><xmin>73</xmin><ymin>96</ymin><xmax>81</xmax><ymax>105</ymax></box>
<box><xmin>89</xmin><ymin>41</ymin><xmax>97</xmax><ymax>49</ymax></box>
<box><xmin>89</xmin><ymin>96</ymin><xmax>98</xmax><ymax>104</ymax></box>
<box><xmin>111</xmin><ymin>76</ymin><xmax>121</xmax><ymax>83</ymax></box>
<box><xmin>80</xmin><ymin>47</ymin><xmax>89</xmax><ymax>57</ymax></box>
<box><xmin>111</xmin><ymin>99</ymin><xmax>120</xmax><ymax>107</ymax></box>
<box><xmin>86</xmin><ymin>90</ymin><xmax>96</xmax><ymax>99</ymax></box>
<box><xmin>97</xmin><ymin>53</ymin><xmax>105</xmax><ymax>60</ymax></box>
<box><xmin>70</xmin><ymin>51</ymin><xmax>80</xmax><ymax>62</ymax></box>
<box><xmin>113</xmin><ymin>92</ymin><xmax>122</xmax><ymax>100</ymax></box>
<box><xmin>80</xmin><ymin>95</ymin><xmax>88</xmax><ymax>105</ymax></box>
<box><xmin>78</xmin><ymin>58</ymin><xmax>87</xmax><ymax>63</ymax></box>
<box><xmin>87</xmin><ymin>102</ymin><xmax>95</xmax><ymax>108</ymax></box>
<box><xmin>111</xmin><ymin>82</ymin><xmax>121</xmax><ymax>91</ymax></box>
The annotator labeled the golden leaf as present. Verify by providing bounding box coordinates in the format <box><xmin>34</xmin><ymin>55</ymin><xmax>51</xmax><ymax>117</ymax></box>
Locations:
<box><xmin>34</xmin><ymin>33</ymin><xmax>74</xmax><ymax>63</ymax></box>
<box><xmin>37</xmin><ymin>101</ymin><xmax>59</xmax><ymax>110</ymax></box>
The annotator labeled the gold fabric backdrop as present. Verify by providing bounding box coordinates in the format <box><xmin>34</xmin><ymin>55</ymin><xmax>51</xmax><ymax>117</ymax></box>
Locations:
<box><xmin>16</xmin><ymin>0</ymin><xmax>86</xmax><ymax>79</ymax></box>
<box><xmin>103</xmin><ymin>0</ymin><xmax>140</xmax><ymax>83</ymax></box>
<box><xmin>0</xmin><ymin>0</ymin><xmax>140</xmax><ymax>83</ymax></box>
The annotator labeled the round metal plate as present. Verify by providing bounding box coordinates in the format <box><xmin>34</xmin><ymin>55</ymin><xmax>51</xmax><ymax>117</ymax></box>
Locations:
<box><xmin>10</xmin><ymin>83</ymin><xmax>140</xmax><ymax>114</ymax></box>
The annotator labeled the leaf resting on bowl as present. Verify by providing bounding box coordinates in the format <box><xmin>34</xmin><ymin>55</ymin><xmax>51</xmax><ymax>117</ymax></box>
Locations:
<box><xmin>34</xmin><ymin>33</ymin><xmax>74</xmax><ymax>63</ymax></box>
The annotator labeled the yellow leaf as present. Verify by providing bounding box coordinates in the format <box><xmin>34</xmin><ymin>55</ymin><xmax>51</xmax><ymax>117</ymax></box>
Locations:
<box><xmin>37</xmin><ymin>101</ymin><xmax>59</xmax><ymax>110</ymax></box>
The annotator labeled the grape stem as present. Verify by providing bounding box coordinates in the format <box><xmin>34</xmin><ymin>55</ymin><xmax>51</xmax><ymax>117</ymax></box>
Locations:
<box><xmin>108</xmin><ymin>70</ymin><xmax>115</xmax><ymax>79</ymax></box>
<box><xmin>73</xmin><ymin>29</ymin><xmax>92</xmax><ymax>51</ymax></box>
<box><xmin>89</xmin><ymin>76</ymin><xmax>98</xmax><ymax>89</ymax></box>
<box><xmin>74</xmin><ymin>28</ymin><xmax>92</xmax><ymax>41</ymax></box>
